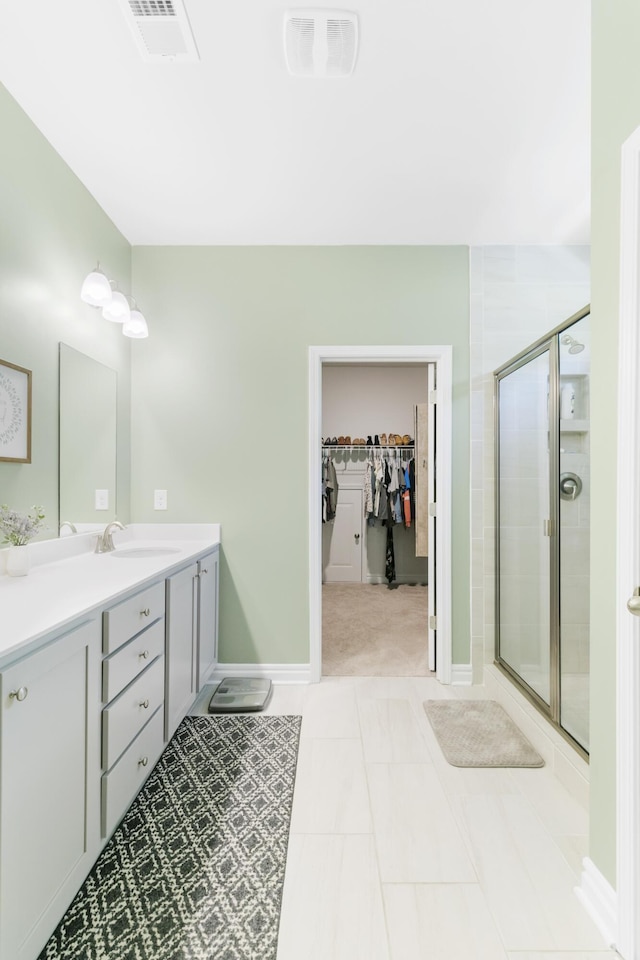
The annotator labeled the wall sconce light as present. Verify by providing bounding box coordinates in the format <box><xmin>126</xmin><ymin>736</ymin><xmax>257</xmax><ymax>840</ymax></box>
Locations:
<box><xmin>80</xmin><ymin>263</ymin><xmax>149</xmax><ymax>338</ymax></box>
<box><xmin>123</xmin><ymin>305</ymin><xmax>149</xmax><ymax>339</ymax></box>
<box><xmin>102</xmin><ymin>290</ymin><xmax>131</xmax><ymax>324</ymax></box>
<box><xmin>80</xmin><ymin>265</ymin><xmax>112</xmax><ymax>307</ymax></box>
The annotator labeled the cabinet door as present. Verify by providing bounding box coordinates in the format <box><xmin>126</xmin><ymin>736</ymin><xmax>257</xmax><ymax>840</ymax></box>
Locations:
<box><xmin>165</xmin><ymin>563</ymin><xmax>197</xmax><ymax>739</ymax></box>
<box><xmin>322</xmin><ymin>487</ymin><xmax>363</xmax><ymax>582</ymax></box>
<box><xmin>0</xmin><ymin>619</ymin><xmax>100</xmax><ymax>960</ymax></box>
<box><xmin>197</xmin><ymin>550</ymin><xmax>219</xmax><ymax>691</ymax></box>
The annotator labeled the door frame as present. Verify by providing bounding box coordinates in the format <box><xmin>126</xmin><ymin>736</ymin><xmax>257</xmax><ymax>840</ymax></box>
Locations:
<box><xmin>308</xmin><ymin>344</ymin><xmax>453</xmax><ymax>684</ymax></box>
<box><xmin>615</xmin><ymin>124</ymin><xmax>640</xmax><ymax>959</ymax></box>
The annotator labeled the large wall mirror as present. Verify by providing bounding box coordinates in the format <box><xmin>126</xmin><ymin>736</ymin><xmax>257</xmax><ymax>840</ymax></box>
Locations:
<box><xmin>59</xmin><ymin>343</ymin><xmax>117</xmax><ymax>533</ymax></box>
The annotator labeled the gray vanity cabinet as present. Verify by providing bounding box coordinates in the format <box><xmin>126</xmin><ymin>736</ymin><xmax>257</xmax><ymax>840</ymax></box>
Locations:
<box><xmin>165</xmin><ymin>548</ymin><xmax>219</xmax><ymax>738</ymax></box>
<box><xmin>0</xmin><ymin>619</ymin><xmax>101</xmax><ymax>960</ymax></box>
<box><xmin>196</xmin><ymin>550</ymin><xmax>219</xmax><ymax>690</ymax></box>
<box><xmin>165</xmin><ymin>562</ymin><xmax>198</xmax><ymax>740</ymax></box>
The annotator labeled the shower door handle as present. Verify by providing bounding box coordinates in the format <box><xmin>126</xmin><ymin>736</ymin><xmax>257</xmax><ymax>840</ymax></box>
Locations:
<box><xmin>627</xmin><ymin>587</ymin><xmax>640</xmax><ymax>617</ymax></box>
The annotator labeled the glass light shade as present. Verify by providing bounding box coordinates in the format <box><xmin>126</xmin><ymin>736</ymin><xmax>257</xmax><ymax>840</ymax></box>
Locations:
<box><xmin>80</xmin><ymin>269</ymin><xmax>112</xmax><ymax>307</ymax></box>
<box><xmin>102</xmin><ymin>291</ymin><xmax>130</xmax><ymax>323</ymax></box>
<box><xmin>122</xmin><ymin>310</ymin><xmax>149</xmax><ymax>339</ymax></box>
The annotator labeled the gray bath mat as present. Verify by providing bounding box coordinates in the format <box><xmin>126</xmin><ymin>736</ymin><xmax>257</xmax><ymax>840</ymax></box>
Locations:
<box><xmin>423</xmin><ymin>699</ymin><xmax>544</xmax><ymax>767</ymax></box>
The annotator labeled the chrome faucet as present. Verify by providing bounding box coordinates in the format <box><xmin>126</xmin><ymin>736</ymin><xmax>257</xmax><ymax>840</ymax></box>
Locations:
<box><xmin>95</xmin><ymin>520</ymin><xmax>125</xmax><ymax>553</ymax></box>
<box><xmin>59</xmin><ymin>520</ymin><xmax>77</xmax><ymax>535</ymax></box>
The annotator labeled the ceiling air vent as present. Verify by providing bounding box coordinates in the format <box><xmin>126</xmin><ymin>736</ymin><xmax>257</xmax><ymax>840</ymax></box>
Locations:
<box><xmin>116</xmin><ymin>0</ymin><xmax>199</xmax><ymax>62</ymax></box>
<box><xmin>284</xmin><ymin>9</ymin><xmax>358</xmax><ymax>78</ymax></box>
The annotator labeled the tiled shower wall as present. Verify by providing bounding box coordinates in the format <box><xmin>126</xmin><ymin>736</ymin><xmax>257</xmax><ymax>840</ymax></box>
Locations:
<box><xmin>470</xmin><ymin>246</ymin><xmax>591</xmax><ymax>683</ymax></box>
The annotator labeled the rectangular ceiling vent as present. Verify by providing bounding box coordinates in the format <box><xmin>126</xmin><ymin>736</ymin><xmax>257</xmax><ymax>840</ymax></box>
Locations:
<box><xmin>284</xmin><ymin>9</ymin><xmax>358</xmax><ymax>78</ymax></box>
<box><xmin>117</xmin><ymin>0</ymin><xmax>199</xmax><ymax>62</ymax></box>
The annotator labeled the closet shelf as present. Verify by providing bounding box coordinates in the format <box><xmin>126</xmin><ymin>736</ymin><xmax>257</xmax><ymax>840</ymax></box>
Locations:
<box><xmin>323</xmin><ymin>444</ymin><xmax>415</xmax><ymax>452</ymax></box>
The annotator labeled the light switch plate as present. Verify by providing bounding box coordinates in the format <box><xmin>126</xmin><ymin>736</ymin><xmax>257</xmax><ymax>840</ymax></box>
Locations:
<box><xmin>95</xmin><ymin>489</ymin><xmax>109</xmax><ymax>510</ymax></box>
<box><xmin>154</xmin><ymin>489</ymin><xmax>168</xmax><ymax>510</ymax></box>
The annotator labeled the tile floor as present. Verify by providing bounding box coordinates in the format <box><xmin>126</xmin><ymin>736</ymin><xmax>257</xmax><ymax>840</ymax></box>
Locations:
<box><xmin>250</xmin><ymin>677</ymin><xmax>616</xmax><ymax>960</ymax></box>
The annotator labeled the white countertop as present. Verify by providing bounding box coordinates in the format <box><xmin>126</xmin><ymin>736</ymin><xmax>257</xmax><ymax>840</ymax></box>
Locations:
<box><xmin>0</xmin><ymin>524</ymin><xmax>220</xmax><ymax>665</ymax></box>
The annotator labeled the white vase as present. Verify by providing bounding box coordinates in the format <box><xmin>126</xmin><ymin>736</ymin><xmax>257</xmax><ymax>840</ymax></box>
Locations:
<box><xmin>6</xmin><ymin>544</ymin><xmax>30</xmax><ymax>577</ymax></box>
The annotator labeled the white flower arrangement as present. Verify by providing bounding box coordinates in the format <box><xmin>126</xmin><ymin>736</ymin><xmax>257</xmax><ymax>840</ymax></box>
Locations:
<box><xmin>0</xmin><ymin>505</ymin><xmax>46</xmax><ymax>546</ymax></box>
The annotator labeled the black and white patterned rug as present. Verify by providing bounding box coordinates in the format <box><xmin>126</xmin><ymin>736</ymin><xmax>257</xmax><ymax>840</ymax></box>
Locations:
<box><xmin>39</xmin><ymin>713</ymin><xmax>302</xmax><ymax>960</ymax></box>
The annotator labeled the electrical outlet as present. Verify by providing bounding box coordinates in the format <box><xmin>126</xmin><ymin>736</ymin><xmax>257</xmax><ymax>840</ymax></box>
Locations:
<box><xmin>154</xmin><ymin>489</ymin><xmax>168</xmax><ymax>510</ymax></box>
<box><xmin>95</xmin><ymin>489</ymin><xmax>109</xmax><ymax>510</ymax></box>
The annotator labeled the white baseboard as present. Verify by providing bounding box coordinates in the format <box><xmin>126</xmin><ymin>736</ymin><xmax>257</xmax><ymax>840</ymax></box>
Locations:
<box><xmin>211</xmin><ymin>663</ymin><xmax>312</xmax><ymax>684</ymax></box>
<box><xmin>451</xmin><ymin>663</ymin><xmax>472</xmax><ymax>685</ymax></box>
<box><xmin>575</xmin><ymin>857</ymin><xmax>618</xmax><ymax>950</ymax></box>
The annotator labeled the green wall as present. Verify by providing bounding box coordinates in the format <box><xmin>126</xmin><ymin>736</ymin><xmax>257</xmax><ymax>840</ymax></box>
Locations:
<box><xmin>590</xmin><ymin>2</ymin><xmax>640</xmax><ymax>887</ymax></box>
<box><xmin>0</xmin><ymin>83</ymin><xmax>132</xmax><ymax>532</ymax></box>
<box><xmin>131</xmin><ymin>246</ymin><xmax>470</xmax><ymax>666</ymax></box>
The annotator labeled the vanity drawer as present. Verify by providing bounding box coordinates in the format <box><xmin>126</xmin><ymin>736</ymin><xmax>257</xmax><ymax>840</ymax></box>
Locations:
<box><xmin>102</xmin><ymin>655</ymin><xmax>164</xmax><ymax>770</ymax></box>
<box><xmin>101</xmin><ymin>706</ymin><xmax>164</xmax><ymax>838</ymax></box>
<box><xmin>103</xmin><ymin>582</ymin><xmax>165</xmax><ymax>655</ymax></box>
<box><xmin>103</xmin><ymin>619</ymin><xmax>165</xmax><ymax>704</ymax></box>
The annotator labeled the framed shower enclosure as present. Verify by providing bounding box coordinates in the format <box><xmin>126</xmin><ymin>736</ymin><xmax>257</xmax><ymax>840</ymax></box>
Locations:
<box><xmin>494</xmin><ymin>307</ymin><xmax>590</xmax><ymax>757</ymax></box>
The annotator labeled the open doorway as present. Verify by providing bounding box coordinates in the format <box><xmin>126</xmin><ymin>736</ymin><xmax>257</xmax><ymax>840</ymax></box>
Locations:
<box><xmin>321</xmin><ymin>362</ymin><xmax>430</xmax><ymax>676</ymax></box>
<box><xmin>308</xmin><ymin>345</ymin><xmax>453</xmax><ymax>685</ymax></box>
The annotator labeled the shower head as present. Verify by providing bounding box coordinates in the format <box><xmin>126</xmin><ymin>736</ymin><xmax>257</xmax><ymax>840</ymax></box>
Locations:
<box><xmin>560</xmin><ymin>333</ymin><xmax>585</xmax><ymax>354</ymax></box>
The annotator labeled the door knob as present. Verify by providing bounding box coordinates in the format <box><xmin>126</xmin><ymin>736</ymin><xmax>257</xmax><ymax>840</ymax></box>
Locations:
<box><xmin>354</xmin><ymin>533</ymin><xmax>360</xmax><ymax>543</ymax></box>
<box><xmin>627</xmin><ymin>587</ymin><xmax>640</xmax><ymax>617</ymax></box>
<box><xmin>560</xmin><ymin>472</ymin><xmax>582</xmax><ymax>501</ymax></box>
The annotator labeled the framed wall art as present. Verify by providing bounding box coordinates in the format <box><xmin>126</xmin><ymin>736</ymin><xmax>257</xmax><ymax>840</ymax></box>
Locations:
<box><xmin>0</xmin><ymin>359</ymin><xmax>32</xmax><ymax>463</ymax></box>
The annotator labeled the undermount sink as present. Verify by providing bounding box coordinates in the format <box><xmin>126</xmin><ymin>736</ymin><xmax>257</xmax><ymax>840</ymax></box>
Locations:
<box><xmin>111</xmin><ymin>547</ymin><xmax>182</xmax><ymax>559</ymax></box>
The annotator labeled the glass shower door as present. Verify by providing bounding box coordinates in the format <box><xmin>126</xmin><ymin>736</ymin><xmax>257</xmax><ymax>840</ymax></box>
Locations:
<box><xmin>496</xmin><ymin>347</ymin><xmax>552</xmax><ymax>708</ymax></box>
<box><xmin>558</xmin><ymin>313</ymin><xmax>590</xmax><ymax>751</ymax></box>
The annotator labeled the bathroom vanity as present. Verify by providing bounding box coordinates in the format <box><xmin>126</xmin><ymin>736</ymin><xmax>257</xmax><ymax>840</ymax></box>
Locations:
<box><xmin>0</xmin><ymin>525</ymin><xmax>220</xmax><ymax>960</ymax></box>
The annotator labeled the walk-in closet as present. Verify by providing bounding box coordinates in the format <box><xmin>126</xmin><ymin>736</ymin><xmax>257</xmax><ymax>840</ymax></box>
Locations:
<box><xmin>321</xmin><ymin>363</ymin><xmax>434</xmax><ymax>676</ymax></box>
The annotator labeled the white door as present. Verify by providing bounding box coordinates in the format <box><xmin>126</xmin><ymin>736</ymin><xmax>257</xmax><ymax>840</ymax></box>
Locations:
<box><xmin>323</xmin><ymin>486</ymin><xmax>363</xmax><ymax>582</ymax></box>
<box><xmin>427</xmin><ymin>363</ymin><xmax>437</xmax><ymax>671</ymax></box>
<box><xmin>614</xmin><ymin>124</ymin><xmax>640</xmax><ymax>959</ymax></box>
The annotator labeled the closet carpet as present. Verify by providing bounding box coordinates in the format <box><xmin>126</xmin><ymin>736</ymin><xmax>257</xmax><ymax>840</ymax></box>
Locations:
<box><xmin>322</xmin><ymin>583</ymin><xmax>432</xmax><ymax>676</ymax></box>
<box><xmin>38</xmin><ymin>714</ymin><xmax>301</xmax><ymax>960</ymax></box>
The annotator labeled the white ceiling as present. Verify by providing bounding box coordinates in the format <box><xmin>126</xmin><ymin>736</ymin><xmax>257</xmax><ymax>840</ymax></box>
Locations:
<box><xmin>0</xmin><ymin>0</ymin><xmax>590</xmax><ymax>246</ymax></box>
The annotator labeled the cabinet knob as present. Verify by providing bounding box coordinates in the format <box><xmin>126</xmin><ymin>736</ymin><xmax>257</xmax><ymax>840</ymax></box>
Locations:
<box><xmin>201</xmin><ymin>568</ymin><xmax>208</xmax><ymax>575</ymax></box>
<box><xmin>139</xmin><ymin>650</ymin><xmax>150</xmax><ymax>660</ymax></box>
<box><xmin>141</xmin><ymin>608</ymin><xmax>151</xmax><ymax>617</ymax></box>
<box><xmin>138</xmin><ymin>757</ymin><xmax>149</xmax><ymax>767</ymax></box>
<box><xmin>9</xmin><ymin>686</ymin><xmax>28</xmax><ymax>702</ymax></box>
<box><xmin>140</xmin><ymin>699</ymin><xmax>150</xmax><ymax>709</ymax></box>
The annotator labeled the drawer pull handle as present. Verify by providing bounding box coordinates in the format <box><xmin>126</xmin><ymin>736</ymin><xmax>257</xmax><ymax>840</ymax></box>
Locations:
<box><xmin>9</xmin><ymin>686</ymin><xmax>28</xmax><ymax>702</ymax></box>
<box><xmin>140</xmin><ymin>699</ymin><xmax>150</xmax><ymax>709</ymax></box>
<box><xmin>139</xmin><ymin>757</ymin><xmax>149</xmax><ymax>767</ymax></box>
<box><xmin>141</xmin><ymin>608</ymin><xmax>151</xmax><ymax>617</ymax></box>
<box><xmin>139</xmin><ymin>650</ymin><xmax>150</xmax><ymax>660</ymax></box>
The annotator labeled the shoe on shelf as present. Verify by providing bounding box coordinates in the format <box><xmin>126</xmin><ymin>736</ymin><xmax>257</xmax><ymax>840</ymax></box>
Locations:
<box><xmin>338</xmin><ymin>436</ymin><xmax>345</xmax><ymax>444</ymax></box>
<box><xmin>374</xmin><ymin>434</ymin><xmax>380</xmax><ymax>445</ymax></box>
<box><xmin>366</xmin><ymin>435</ymin><xmax>373</xmax><ymax>446</ymax></box>
<box><xmin>344</xmin><ymin>436</ymin><xmax>351</xmax><ymax>445</ymax></box>
<box><xmin>380</xmin><ymin>433</ymin><xmax>387</xmax><ymax>445</ymax></box>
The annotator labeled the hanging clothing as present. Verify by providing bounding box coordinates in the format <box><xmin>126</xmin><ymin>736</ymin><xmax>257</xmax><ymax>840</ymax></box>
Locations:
<box><xmin>322</xmin><ymin>455</ymin><xmax>338</xmax><ymax>522</ymax></box>
<box><xmin>385</xmin><ymin>522</ymin><xmax>396</xmax><ymax>584</ymax></box>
